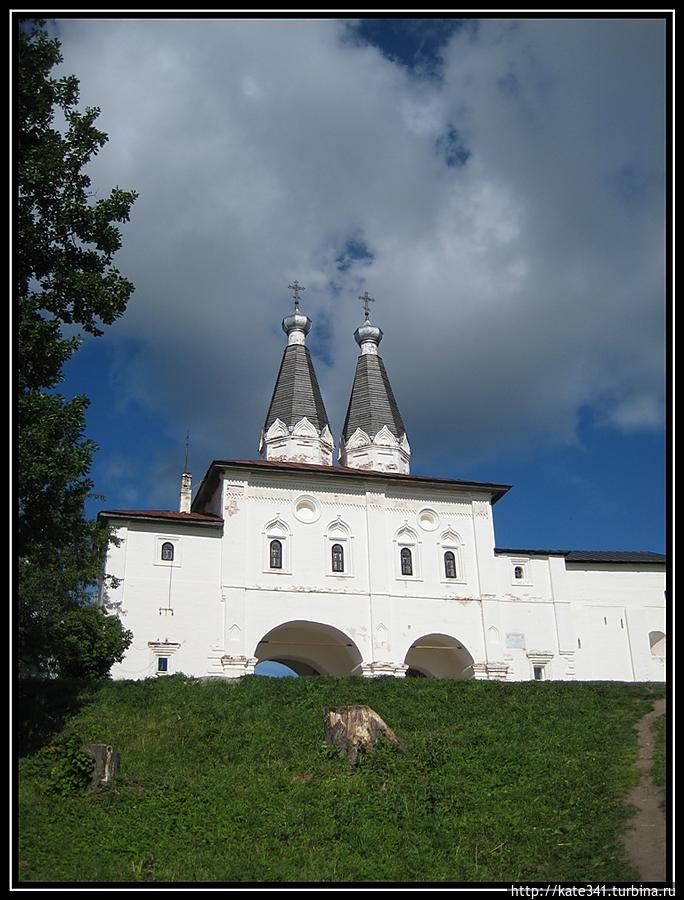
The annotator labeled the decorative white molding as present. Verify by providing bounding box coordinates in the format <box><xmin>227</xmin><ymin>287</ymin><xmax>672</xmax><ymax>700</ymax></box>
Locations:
<box><xmin>472</xmin><ymin>661</ymin><xmax>510</xmax><ymax>681</ymax></box>
<box><xmin>261</xmin><ymin>417</ymin><xmax>334</xmax><ymax>467</ymax></box>
<box><xmin>372</xmin><ymin>425</ymin><xmax>398</xmax><ymax>447</ymax></box>
<box><xmin>526</xmin><ymin>650</ymin><xmax>554</xmax><ymax>680</ymax></box>
<box><xmin>418</xmin><ymin>508</ymin><xmax>440</xmax><ymax>531</ymax></box>
<box><xmin>262</xmin><ymin>516</ymin><xmax>292</xmax><ymax>574</ymax></box>
<box><xmin>293</xmin><ymin>494</ymin><xmax>321</xmax><ymax>524</ymax></box>
<box><xmin>360</xmin><ymin>661</ymin><xmax>408</xmax><ymax>678</ymax></box>
<box><xmin>346</xmin><ymin>427</ymin><xmax>371</xmax><ymax>450</ymax></box>
<box><xmin>341</xmin><ymin>426</ymin><xmax>411</xmax><ymax>475</ymax></box>
<box><xmin>265</xmin><ymin>419</ymin><xmax>289</xmax><ymax>441</ymax></box>
<box><xmin>220</xmin><ymin>655</ymin><xmax>258</xmax><ymax>678</ymax></box>
<box><xmin>471</xmin><ymin>662</ymin><xmax>489</xmax><ymax>680</ymax></box>
<box><xmin>485</xmin><ymin>661</ymin><xmax>509</xmax><ymax>681</ymax></box>
<box><xmin>292</xmin><ymin>417</ymin><xmax>319</xmax><ymax>439</ymax></box>
<box><xmin>472</xmin><ymin>500</ymin><xmax>490</xmax><ymax>519</ymax></box>
<box><xmin>439</xmin><ymin>529</ymin><xmax>467</xmax><ymax>584</ymax></box>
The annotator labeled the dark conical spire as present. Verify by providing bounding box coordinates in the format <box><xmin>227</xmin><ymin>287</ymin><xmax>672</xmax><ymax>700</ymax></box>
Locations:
<box><xmin>341</xmin><ymin>352</ymin><xmax>406</xmax><ymax>442</ymax></box>
<box><xmin>340</xmin><ymin>295</ymin><xmax>410</xmax><ymax>474</ymax></box>
<box><xmin>263</xmin><ymin>342</ymin><xmax>330</xmax><ymax>434</ymax></box>
<box><xmin>260</xmin><ymin>282</ymin><xmax>333</xmax><ymax>466</ymax></box>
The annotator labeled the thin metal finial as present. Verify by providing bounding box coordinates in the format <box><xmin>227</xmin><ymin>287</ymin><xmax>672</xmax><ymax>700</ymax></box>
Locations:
<box><xmin>359</xmin><ymin>290</ymin><xmax>375</xmax><ymax>320</ymax></box>
<box><xmin>288</xmin><ymin>280</ymin><xmax>306</xmax><ymax>312</ymax></box>
<box><xmin>184</xmin><ymin>430</ymin><xmax>190</xmax><ymax>474</ymax></box>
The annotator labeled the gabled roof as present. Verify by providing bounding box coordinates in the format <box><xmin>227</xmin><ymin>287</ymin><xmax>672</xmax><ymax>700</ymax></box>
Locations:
<box><xmin>263</xmin><ymin>343</ymin><xmax>329</xmax><ymax>433</ymax></box>
<box><xmin>341</xmin><ymin>352</ymin><xmax>406</xmax><ymax>441</ymax></box>
<box><xmin>495</xmin><ymin>547</ymin><xmax>665</xmax><ymax>564</ymax></box>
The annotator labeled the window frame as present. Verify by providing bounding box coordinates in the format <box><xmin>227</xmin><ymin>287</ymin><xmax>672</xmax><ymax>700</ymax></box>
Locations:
<box><xmin>148</xmin><ymin>641</ymin><xmax>180</xmax><ymax>677</ymax></box>
<box><xmin>510</xmin><ymin>558</ymin><xmax>531</xmax><ymax>586</ymax></box>
<box><xmin>394</xmin><ymin>526</ymin><xmax>421</xmax><ymax>581</ymax></box>
<box><xmin>262</xmin><ymin>518</ymin><xmax>291</xmax><ymax>575</ymax></box>
<box><xmin>154</xmin><ymin>536</ymin><xmax>182</xmax><ymax>568</ymax></box>
<box><xmin>439</xmin><ymin>530</ymin><xmax>466</xmax><ymax>585</ymax></box>
<box><xmin>324</xmin><ymin>519</ymin><xmax>354</xmax><ymax>578</ymax></box>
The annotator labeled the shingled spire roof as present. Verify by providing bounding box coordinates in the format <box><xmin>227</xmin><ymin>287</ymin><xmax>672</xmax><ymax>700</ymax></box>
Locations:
<box><xmin>340</xmin><ymin>294</ymin><xmax>410</xmax><ymax>474</ymax></box>
<box><xmin>260</xmin><ymin>282</ymin><xmax>334</xmax><ymax>467</ymax></box>
<box><xmin>263</xmin><ymin>343</ymin><xmax>330</xmax><ymax>433</ymax></box>
<box><xmin>341</xmin><ymin>352</ymin><xmax>406</xmax><ymax>441</ymax></box>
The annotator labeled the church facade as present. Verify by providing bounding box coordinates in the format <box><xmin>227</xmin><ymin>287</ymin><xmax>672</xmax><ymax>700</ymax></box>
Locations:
<box><xmin>99</xmin><ymin>288</ymin><xmax>666</xmax><ymax>682</ymax></box>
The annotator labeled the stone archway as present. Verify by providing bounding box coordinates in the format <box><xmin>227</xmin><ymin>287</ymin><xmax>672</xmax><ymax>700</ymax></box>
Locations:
<box><xmin>254</xmin><ymin>620</ymin><xmax>363</xmax><ymax>676</ymax></box>
<box><xmin>403</xmin><ymin>633</ymin><xmax>475</xmax><ymax>679</ymax></box>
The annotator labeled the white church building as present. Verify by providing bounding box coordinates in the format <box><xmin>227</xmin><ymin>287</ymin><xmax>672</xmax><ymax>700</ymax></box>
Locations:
<box><xmin>99</xmin><ymin>287</ymin><xmax>666</xmax><ymax>682</ymax></box>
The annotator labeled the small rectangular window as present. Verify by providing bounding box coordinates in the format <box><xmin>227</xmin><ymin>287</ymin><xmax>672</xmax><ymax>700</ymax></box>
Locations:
<box><xmin>533</xmin><ymin>665</ymin><xmax>544</xmax><ymax>681</ymax></box>
<box><xmin>157</xmin><ymin>657</ymin><xmax>169</xmax><ymax>673</ymax></box>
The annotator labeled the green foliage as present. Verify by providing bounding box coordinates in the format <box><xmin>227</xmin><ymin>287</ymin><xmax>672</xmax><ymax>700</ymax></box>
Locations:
<box><xmin>17</xmin><ymin>677</ymin><xmax>665</xmax><ymax>883</ymax></box>
<box><xmin>16</xmin><ymin>19</ymin><xmax>136</xmax><ymax>678</ymax></box>
<box><xmin>48</xmin><ymin>740</ymin><xmax>95</xmax><ymax>796</ymax></box>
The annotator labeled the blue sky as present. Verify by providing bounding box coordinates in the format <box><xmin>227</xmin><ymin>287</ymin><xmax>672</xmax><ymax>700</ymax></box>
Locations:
<box><xmin>50</xmin><ymin>17</ymin><xmax>667</xmax><ymax>554</ymax></box>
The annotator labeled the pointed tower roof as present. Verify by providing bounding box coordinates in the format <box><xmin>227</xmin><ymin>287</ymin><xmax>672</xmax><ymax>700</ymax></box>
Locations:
<box><xmin>340</xmin><ymin>292</ymin><xmax>410</xmax><ymax>474</ymax></box>
<box><xmin>341</xmin><ymin>352</ymin><xmax>406</xmax><ymax>442</ymax></box>
<box><xmin>260</xmin><ymin>281</ymin><xmax>333</xmax><ymax>467</ymax></box>
<box><xmin>263</xmin><ymin>280</ymin><xmax>329</xmax><ymax>433</ymax></box>
<box><xmin>341</xmin><ymin>292</ymin><xmax>406</xmax><ymax>441</ymax></box>
<box><xmin>263</xmin><ymin>342</ymin><xmax>330</xmax><ymax>433</ymax></box>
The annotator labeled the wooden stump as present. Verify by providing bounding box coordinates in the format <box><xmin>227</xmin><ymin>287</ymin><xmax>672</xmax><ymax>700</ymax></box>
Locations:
<box><xmin>84</xmin><ymin>743</ymin><xmax>120</xmax><ymax>788</ymax></box>
<box><xmin>323</xmin><ymin>705</ymin><xmax>403</xmax><ymax>767</ymax></box>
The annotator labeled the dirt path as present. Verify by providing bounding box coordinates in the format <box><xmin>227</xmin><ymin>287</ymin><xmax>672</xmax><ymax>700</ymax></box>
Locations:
<box><xmin>621</xmin><ymin>698</ymin><xmax>667</xmax><ymax>881</ymax></box>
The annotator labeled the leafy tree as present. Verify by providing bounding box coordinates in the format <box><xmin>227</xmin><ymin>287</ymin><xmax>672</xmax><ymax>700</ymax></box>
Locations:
<box><xmin>17</xmin><ymin>19</ymin><xmax>137</xmax><ymax>677</ymax></box>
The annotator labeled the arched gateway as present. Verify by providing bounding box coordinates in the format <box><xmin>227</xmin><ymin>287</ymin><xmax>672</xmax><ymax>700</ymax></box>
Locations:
<box><xmin>404</xmin><ymin>633</ymin><xmax>474</xmax><ymax>679</ymax></box>
<box><xmin>254</xmin><ymin>621</ymin><xmax>363</xmax><ymax>676</ymax></box>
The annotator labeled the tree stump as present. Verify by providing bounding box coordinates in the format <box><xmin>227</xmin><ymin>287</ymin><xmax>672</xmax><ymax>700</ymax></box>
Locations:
<box><xmin>83</xmin><ymin>743</ymin><xmax>120</xmax><ymax>788</ymax></box>
<box><xmin>323</xmin><ymin>705</ymin><xmax>403</xmax><ymax>767</ymax></box>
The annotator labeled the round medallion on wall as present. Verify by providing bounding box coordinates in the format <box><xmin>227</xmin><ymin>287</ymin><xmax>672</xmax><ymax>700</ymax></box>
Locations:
<box><xmin>417</xmin><ymin>508</ymin><xmax>440</xmax><ymax>531</ymax></box>
<box><xmin>293</xmin><ymin>495</ymin><xmax>320</xmax><ymax>524</ymax></box>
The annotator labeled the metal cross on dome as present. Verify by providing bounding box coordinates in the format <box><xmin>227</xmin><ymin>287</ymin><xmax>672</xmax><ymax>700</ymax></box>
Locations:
<box><xmin>359</xmin><ymin>290</ymin><xmax>375</xmax><ymax>320</ymax></box>
<box><xmin>288</xmin><ymin>280</ymin><xmax>306</xmax><ymax>311</ymax></box>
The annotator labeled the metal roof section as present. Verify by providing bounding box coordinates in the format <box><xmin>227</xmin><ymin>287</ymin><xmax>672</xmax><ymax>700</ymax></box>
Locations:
<box><xmin>99</xmin><ymin>509</ymin><xmax>223</xmax><ymax>526</ymax></box>
<box><xmin>495</xmin><ymin>547</ymin><xmax>665</xmax><ymax>564</ymax></box>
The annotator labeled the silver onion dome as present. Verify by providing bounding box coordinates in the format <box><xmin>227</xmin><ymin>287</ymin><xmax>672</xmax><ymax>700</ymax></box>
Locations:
<box><xmin>354</xmin><ymin>317</ymin><xmax>383</xmax><ymax>347</ymax></box>
<box><xmin>282</xmin><ymin>309</ymin><xmax>311</xmax><ymax>337</ymax></box>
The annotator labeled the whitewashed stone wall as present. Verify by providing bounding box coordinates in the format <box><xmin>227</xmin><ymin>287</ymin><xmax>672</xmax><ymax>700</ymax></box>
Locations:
<box><xmin>103</xmin><ymin>466</ymin><xmax>666</xmax><ymax>683</ymax></box>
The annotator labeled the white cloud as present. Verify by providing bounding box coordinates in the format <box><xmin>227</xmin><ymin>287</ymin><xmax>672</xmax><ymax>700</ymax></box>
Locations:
<box><xmin>53</xmin><ymin>17</ymin><xmax>666</xmax><ymax>493</ymax></box>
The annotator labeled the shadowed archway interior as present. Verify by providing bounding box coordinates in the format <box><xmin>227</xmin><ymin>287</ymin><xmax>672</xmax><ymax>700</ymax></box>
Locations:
<box><xmin>254</xmin><ymin>620</ymin><xmax>363</xmax><ymax>676</ymax></box>
<box><xmin>404</xmin><ymin>633</ymin><xmax>474</xmax><ymax>679</ymax></box>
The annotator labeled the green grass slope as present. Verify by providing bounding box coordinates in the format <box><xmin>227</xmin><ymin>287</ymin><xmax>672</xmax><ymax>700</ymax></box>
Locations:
<box><xmin>17</xmin><ymin>676</ymin><xmax>664</xmax><ymax>884</ymax></box>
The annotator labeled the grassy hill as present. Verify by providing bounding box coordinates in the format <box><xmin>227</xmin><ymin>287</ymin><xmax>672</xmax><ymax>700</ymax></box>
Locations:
<box><xmin>17</xmin><ymin>676</ymin><xmax>665</xmax><ymax>883</ymax></box>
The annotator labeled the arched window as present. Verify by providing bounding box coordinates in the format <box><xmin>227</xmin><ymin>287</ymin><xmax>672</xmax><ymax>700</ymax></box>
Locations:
<box><xmin>400</xmin><ymin>547</ymin><xmax>413</xmax><ymax>576</ymax></box>
<box><xmin>161</xmin><ymin>541</ymin><xmax>174</xmax><ymax>562</ymax></box>
<box><xmin>331</xmin><ymin>543</ymin><xmax>344</xmax><ymax>573</ymax></box>
<box><xmin>444</xmin><ymin>550</ymin><xmax>457</xmax><ymax>579</ymax></box>
<box><xmin>269</xmin><ymin>539</ymin><xmax>283</xmax><ymax>570</ymax></box>
<box><xmin>514</xmin><ymin>565</ymin><xmax>524</xmax><ymax>580</ymax></box>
